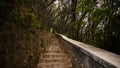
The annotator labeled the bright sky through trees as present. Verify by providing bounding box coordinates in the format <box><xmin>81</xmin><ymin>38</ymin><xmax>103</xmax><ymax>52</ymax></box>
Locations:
<box><xmin>54</xmin><ymin>0</ymin><xmax>59</xmax><ymax>4</ymax></box>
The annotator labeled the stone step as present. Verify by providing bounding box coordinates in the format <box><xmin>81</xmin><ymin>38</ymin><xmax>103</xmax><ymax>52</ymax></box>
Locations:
<box><xmin>37</xmin><ymin>63</ymin><xmax>72</xmax><ymax>68</ymax></box>
<box><xmin>37</xmin><ymin>33</ymin><xmax>72</xmax><ymax>68</ymax></box>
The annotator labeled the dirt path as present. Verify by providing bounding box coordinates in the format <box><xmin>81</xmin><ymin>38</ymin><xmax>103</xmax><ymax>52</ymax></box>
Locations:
<box><xmin>37</xmin><ymin>33</ymin><xmax>72</xmax><ymax>68</ymax></box>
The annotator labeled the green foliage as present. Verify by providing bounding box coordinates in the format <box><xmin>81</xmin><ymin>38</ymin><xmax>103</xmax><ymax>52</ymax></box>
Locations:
<box><xmin>8</xmin><ymin>4</ymin><xmax>41</xmax><ymax>32</ymax></box>
<box><xmin>1</xmin><ymin>0</ymin><xmax>120</xmax><ymax>60</ymax></box>
<box><xmin>103</xmin><ymin>13</ymin><xmax>120</xmax><ymax>54</ymax></box>
<box><xmin>76</xmin><ymin>2</ymin><xmax>83</xmax><ymax>12</ymax></box>
<box><xmin>70</xmin><ymin>0</ymin><xmax>120</xmax><ymax>54</ymax></box>
<box><xmin>50</xmin><ymin>28</ymin><xmax>54</xmax><ymax>33</ymax></box>
<box><xmin>0</xmin><ymin>0</ymin><xmax>43</xmax><ymax>68</ymax></box>
<box><xmin>76</xmin><ymin>0</ymin><xmax>95</xmax><ymax>13</ymax></box>
<box><xmin>72</xmin><ymin>22</ymin><xmax>79</xmax><ymax>30</ymax></box>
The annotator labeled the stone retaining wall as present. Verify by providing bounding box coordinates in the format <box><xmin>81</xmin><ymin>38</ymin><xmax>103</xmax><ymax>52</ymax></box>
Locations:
<box><xmin>56</xmin><ymin>33</ymin><xmax>120</xmax><ymax>68</ymax></box>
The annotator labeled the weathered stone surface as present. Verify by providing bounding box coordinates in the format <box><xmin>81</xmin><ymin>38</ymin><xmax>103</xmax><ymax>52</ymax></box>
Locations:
<box><xmin>37</xmin><ymin>34</ymin><xmax>72</xmax><ymax>68</ymax></box>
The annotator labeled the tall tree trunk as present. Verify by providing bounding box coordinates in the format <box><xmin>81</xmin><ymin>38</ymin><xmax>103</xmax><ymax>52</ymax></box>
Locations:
<box><xmin>71</xmin><ymin>0</ymin><xmax>77</xmax><ymax>23</ymax></box>
<box><xmin>71</xmin><ymin>0</ymin><xmax>77</xmax><ymax>39</ymax></box>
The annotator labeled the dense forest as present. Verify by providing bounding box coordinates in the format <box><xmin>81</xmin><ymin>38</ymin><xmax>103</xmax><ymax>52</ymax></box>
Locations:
<box><xmin>37</xmin><ymin>0</ymin><xmax>120</xmax><ymax>54</ymax></box>
<box><xmin>0</xmin><ymin>0</ymin><xmax>120</xmax><ymax>67</ymax></box>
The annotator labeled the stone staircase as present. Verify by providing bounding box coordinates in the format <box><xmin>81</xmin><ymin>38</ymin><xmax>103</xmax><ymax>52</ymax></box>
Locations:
<box><xmin>37</xmin><ymin>33</ymin><xmax>72</xmax><ymax>68</ymax></box>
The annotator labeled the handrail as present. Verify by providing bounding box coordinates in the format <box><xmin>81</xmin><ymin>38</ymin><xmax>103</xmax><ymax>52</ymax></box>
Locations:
<box><xmin>56</xmin><ymin>33</ymin><xmax>120</xmax><ymax>68</ymax></box>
